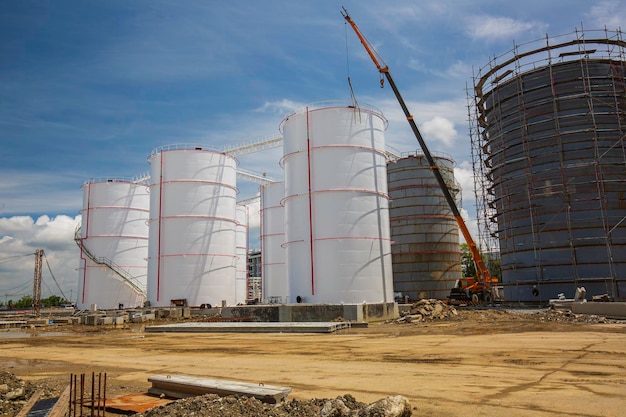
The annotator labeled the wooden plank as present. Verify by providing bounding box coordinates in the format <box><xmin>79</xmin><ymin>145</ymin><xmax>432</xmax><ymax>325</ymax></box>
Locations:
<box><xmin>148</xmin><ymin>375</ymin><xmax>291</xmax><ymax>404</ymax></box>
<box><xmin>47</xmin><ymin>385</ymin><xmax>71</xmax><ymax>417</ymax></box>
<box><xmin>15</xmin><ymin>389</ymin><xmax>43</xmax><ymax>417</ymax></box>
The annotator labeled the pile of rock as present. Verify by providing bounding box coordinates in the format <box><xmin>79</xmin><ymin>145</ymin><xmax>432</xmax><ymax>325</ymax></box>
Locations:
<box><xmin>537</xmin><ymin>309</ymin><xmax>616</xmax><ymax>324</ymax></box>
<box><xmin>131</xmin><ymin>394</ymin><xmax>412</xmax><ymax>417</ymax></box>
<box><xmin>394</xmin><ymin>299</ymin><xmax>458</xmax><ymax>324</ymax></box>
<box><xmin>0</xmin><ymin>371</ymin><xmax>39</xmax><ymax>416</ymax></box>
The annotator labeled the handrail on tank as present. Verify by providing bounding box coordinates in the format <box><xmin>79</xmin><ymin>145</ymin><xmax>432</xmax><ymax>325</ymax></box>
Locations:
<box><xmin>399</xmin><ymin>149</ymin><xmax>456</xmax><ymax>163</ymax></box>
<box><xmin>279</xmin><ymin>100</ymin><xmax>389</xmax><ymax>133</ymax></box>
<box><xmin>147</xmin><ymin>143</ymin><xmax>224</xmax><ymax>161</ymax></box>
<box><xmin>73</xmin><ymin>225</ymin><xmax>147</xmax><ymax>296</ymax></box>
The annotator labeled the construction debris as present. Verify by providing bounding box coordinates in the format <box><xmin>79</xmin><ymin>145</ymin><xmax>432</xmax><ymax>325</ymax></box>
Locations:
<box><xmin>0</xmin><ymin>371</ymin><xmax>57</xmax><ymax>416</ymax></box>
<box><xmin>535</xmin><ymin>309</ymin><xmax>617</xmax><ymax>324</ymax></box>
<box><xmin>393</xmin><ymin>299</ymin><xmax>459</xmax><ymax>324</ymax></box>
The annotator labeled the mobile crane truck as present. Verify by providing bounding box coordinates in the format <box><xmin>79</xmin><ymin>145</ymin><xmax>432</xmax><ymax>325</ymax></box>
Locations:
<box><xmin>341</xmin><ymin>7</ymin><xmax>499</xmax><ymax>304</ymax></box>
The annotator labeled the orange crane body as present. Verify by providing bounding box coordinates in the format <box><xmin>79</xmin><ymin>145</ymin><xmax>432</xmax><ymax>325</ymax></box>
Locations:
<box><xmin>341</xmin><ymin>8</ymin><xmax>496</xmax><ymax>300</ymax></box>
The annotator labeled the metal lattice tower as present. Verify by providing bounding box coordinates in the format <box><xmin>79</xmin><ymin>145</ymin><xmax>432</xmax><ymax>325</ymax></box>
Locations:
<box><xmin>33</xmin><ymin>249</ymin><xmax>43</xmax><ymax>317</ymax></box>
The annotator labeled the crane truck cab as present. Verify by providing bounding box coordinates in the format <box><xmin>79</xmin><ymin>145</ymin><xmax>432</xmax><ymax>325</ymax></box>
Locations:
<box><xmin>449</xmin><ymin>278</ymin><xmax>500</xmax><ymax>304</ymax></box>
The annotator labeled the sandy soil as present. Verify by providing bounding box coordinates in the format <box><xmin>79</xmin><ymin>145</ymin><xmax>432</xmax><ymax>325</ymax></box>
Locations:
<box><xmin>1</xmin><ymin>309</ymin><xmax>625</xmax><ymax>417</ymax></box>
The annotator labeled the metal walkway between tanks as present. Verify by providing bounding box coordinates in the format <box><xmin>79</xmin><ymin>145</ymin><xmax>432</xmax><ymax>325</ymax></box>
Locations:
<box><xmin>144</xmin><ymin>321</ymin><xmax>351</xmax><ymax>334</ymax></box>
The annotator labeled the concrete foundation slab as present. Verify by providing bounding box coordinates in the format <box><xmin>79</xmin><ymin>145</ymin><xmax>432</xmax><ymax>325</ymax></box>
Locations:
<box><xmin>145</xmin><ymin>321</ymin><xmax>352</xmax><ymax>334</ymax></box>
<box><xmin>572</xmin><ymin>302</ymin><xmax>626</xmax><ymax>318</ymax></box>
<box><xmin>220</xmin><ymin>302</ymin><xmax>397</xmax><ymax>323</ymax></box>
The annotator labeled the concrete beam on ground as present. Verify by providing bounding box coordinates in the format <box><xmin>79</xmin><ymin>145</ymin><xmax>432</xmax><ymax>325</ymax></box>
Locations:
<box><xmin>572</xmin><ymin>302</ymin><xmax>626</xmax><ymax>318</ymax></box>
<box><xmin>147</xmin><ymin>375</ymin><xmax>291</xmax><ymax>404</ymax></box>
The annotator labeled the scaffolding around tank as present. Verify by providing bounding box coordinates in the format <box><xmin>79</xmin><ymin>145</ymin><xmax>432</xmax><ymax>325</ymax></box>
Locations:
<box><xmin>469</xmin><ymin>28</ymin><xmax>626</xmax><ymax>302</ymax></box>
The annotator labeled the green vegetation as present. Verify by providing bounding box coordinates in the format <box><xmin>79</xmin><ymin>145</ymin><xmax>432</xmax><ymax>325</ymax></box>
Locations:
<box><xmin>460</xmin><ymin>243</ymin><xmax>501</xmax><ymax>280</ymax></box>
<box><xmin>0</xmin><ymin>294</ymin><xmax>70</xmax><ymax>309</ymax></box>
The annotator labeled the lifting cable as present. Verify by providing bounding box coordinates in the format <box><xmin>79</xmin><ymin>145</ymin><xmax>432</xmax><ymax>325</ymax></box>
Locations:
<box><xmin>0</xmin><ymin>252</ymin><xmax>34</xmax><ymax>265</ymax></box>
<box><xmin>344</xmin><ymin>18</ymin><xmax>362</xmax><ymax>122</ymax></box>
<box><xmin>43</xmin><ymin>252</ymin><xmax>69</xmax><ymax>301</ymax></box>
<box><xmin>0</xmin><ymin>280</ymin><xmax>32</xmax><ymax>296</ymax></box>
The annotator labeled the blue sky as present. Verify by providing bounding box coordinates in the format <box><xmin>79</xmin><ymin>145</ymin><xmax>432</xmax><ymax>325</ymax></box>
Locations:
<box><xmin>1</xmin><ymin>0</ymin><xmax>623</xmax><ymax>301</ymax></box>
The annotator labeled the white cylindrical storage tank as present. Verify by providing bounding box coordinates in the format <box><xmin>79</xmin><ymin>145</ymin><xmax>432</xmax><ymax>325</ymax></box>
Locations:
<box><xmin>147</xmin><ymin>145</ymin><xmax>238</xmax><ymax>307</ymax></box>
<box><xmin>281</xmin><ymin>103</ymin><xmax>393</xmax><ymax>304</ymax></box>
<box><xmin>76</xmin><ymin>179</ymin><xmax>149</xmax><ymax>310</ymax></box>
<box><xmin>235</xmin><ymin>204</ymin><xmax>249</xmax><ymax>305</ymax></box>
<box><xmin>260</xmin><ymin>181</ymin><xmax>287</xmax><ymax>303</ymax></box>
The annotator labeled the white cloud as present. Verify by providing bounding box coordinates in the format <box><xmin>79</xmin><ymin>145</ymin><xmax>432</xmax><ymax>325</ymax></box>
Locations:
<box><xmin>0</xmin><ymin>215</ymin><xmax>80</xmax><ymax>302</ymax></box>
<box><xmin>255</xmin><ymin>99</ymin><xmax>304</xmax><ymax>116</ymax></box>
<box><xmin>446</xmin><ymin>60</ymin><xmax>473</xmax><ymax>78</ymax></box>
<box><xmin>459</xmin><ymin>207</ymin><xmax>479</xmax><ymax>246</ymax></box>
<box><xmin>420</xmin><ymin>116</ymin><xmax>458</xmax><ymax>147</ymax></box>
<box><xmin>465</xmin><ymin>15</ymin><xmax>547</xmax><ymax>41</ymax></box>
<box><xmin>454</xmin><ymin>161</ymin><xmax>476</xmax><ymax>206</ymax></box>
<box><xmin>587</xmin><ymin>0</ymin><xmax>626</xmax><ymax>29</ymax></box>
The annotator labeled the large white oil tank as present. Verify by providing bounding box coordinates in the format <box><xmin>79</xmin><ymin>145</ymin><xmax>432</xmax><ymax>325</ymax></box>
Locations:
<box><xmin>281</xmin><ymin>103</ymin><xmax>394</xmax><ymax>304</ymax></box>
<box><xmin>260</xmin><ymin>181</ymin><xmax>287</xmax><ymax>303</ymax></box>
<box><xmin>76</xmin><ymin>179</ymin><xmax>149</xmax><ymax>310</ymax></box>
<box><xmin>147</xmin><ymin>145</ymin><xmax>238</xmax><ymax>307</ymax></box>
<box><xmin>235</xmin><ymin>204</ymin><xmax>249</xmax><ymax>305</ymax></box>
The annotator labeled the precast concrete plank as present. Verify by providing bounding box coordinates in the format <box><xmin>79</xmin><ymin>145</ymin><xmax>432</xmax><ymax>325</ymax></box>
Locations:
<box><xmin>147</xmin><ymin>375</ymin><xmax>291</xmax><ymax>404</ymax></box>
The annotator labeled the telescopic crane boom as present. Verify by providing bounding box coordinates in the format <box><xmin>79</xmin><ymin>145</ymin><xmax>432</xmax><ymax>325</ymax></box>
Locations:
<box><xmin>341</xmin><ymin>7</ymin><xmax>494</xmax><ymax>289</ymax></box>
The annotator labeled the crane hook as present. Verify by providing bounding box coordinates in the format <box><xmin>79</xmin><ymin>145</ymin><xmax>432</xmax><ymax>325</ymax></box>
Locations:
<box><xmin>379</xmin><ymin>74</ymin><xmax>385</xmax><ymax>88</ymax></box>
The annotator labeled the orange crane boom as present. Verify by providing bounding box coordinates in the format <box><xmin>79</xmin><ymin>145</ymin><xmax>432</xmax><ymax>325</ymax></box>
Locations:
<box><xmin>341</xmin><ymin>7</ymin><xmax>494</xmax><ymax>287</ymax></box>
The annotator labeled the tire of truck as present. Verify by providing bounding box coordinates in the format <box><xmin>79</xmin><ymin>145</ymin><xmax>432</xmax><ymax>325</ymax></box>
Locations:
<box><xmin>484</xmin><ymin>292</ymin><xmax>493</xmax><ymax>305</ymax></box>
<box><xmin>471</xmin><ymin>293</ymin><xmax>480</xmax><ymax>303</ymax></box>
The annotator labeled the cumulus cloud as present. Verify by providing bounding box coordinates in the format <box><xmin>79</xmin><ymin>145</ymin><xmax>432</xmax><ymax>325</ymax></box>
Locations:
<box><xmin>0</xmin><ymin>215</ymin><xmax>80</xmax><ymax>302</ymax></box>
<box><xmin>454</xmin><ymin>160</ymin><xmax>476</xmax><ymax>205</ymax></box>
<box><xmin>587</xmin><ymin>0</ymin><xmax>625</xmax><ymax>29</ymax></box>
<box><xmin>420</xmin><ymin>116</ymin><xmax>458</xmax><ymax>147</ymax></box>
<box><xmin>465</xmin><ymin>15</ymin><xmax>547</xmax><ymax>41</ymax></box>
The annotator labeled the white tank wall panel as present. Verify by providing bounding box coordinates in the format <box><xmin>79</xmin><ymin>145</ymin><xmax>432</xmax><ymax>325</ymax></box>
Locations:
<box><xmin>235</xmin><ymin>205</ymin><xmax>249</xmax><ymax>305</ymax></box>
<box><xmin>77</xmin><ymin>181</ymin><xmax>149</xmax><ymax>310</ymax></box>
<box><xmin>82</xmin><ymin>209</ymin><xmax>148</xmax><ymax>238</ymax></box>
<box><xmin>282</xmin><ymin>105</ymin><xmax>393</xmax><ymax>304</ymax></box>
<box><xmin>78</xmin><ymin>265</ymin><xmax>146</xmax><ymax>309</ymax></box>
<box><xmin>260</xmin><ymin>182</ymin><xmax>287</xmax><ymax>302</ymax></box>
<box><xmin>158</xmin><ymin>218</ymin><xmax>236</xmax><ymax>254</ymax></box>
<box><xmin>147</xmin><ymin>147</ymin><xmax>237</xmax><ymax>307</ymax></box>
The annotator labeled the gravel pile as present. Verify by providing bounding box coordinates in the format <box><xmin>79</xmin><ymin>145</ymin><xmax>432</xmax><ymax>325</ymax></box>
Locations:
<box><xmin>131</xmin><ymin>394</ymin><xmax>412</xmax><ymax>417</ymax></box>
<box><xmin>536</xmin><ymin>309</ymin><xmax>619</xmax><ymax>324</ymax></box>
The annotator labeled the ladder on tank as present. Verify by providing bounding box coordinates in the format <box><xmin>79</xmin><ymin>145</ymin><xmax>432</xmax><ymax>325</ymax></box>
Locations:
<box><xmin>74</xmin><ymin>225</ymin><xmax>147</xmax><ymax>297</ymax></box>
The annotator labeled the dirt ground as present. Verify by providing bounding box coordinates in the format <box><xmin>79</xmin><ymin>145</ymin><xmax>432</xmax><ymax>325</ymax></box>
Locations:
<box><xmin>1</xmin><ymin>307</ymin><xmax>625</xmax><ymax>416</ymax></box>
